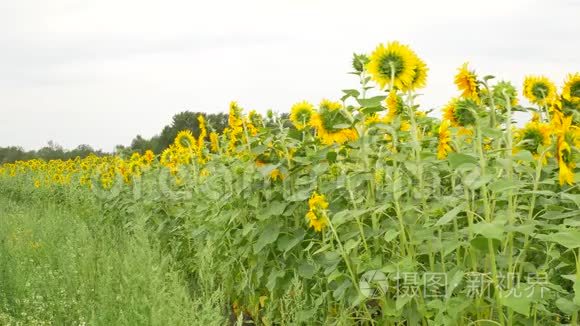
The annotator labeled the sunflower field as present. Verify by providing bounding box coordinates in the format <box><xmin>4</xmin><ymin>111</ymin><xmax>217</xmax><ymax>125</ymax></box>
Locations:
<box><xmin>1</xmin><ymin>41</ymin><xmax>580</xmax><ymax>325</ymax></box>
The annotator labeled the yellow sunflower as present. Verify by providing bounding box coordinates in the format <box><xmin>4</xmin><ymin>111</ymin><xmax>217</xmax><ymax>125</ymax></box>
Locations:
<box><xmin>310</xmin><ymin>99</ymin><xmax>358</xmax><ymax>145</ymax></box>
<box><xmin>409</xmin><ymin>56</ymin><xmax>428</xmax><ymax>90</ymax></box>
<box><xmin>228</xmin><ymin>101</ymin><xmax>243</xmax><ymax>128</ymax></box>
<box><xmin>437</xmin><ymin>119</ymin><xmax>453</xmax><ymax>160</ymax></box>
<box><xmin>197</xmin><ymin>115</ymin><xmax>207</xmax><ymax>149</ymax></box>
<box><xmin>385</xmin><ymin>90</ymin><xmax>405</xmax><ymax>121</ymax></box>
<box><xmin>174</xmin><ymin>130</ymin><xmax>196</xmax><ymax>151</ymax></box>
<box><xmin>209</xmin><ymin>132</ymin><xmax>220</xmax><ymax>153</ymax></box>
<box><xmin>514</xmin><ymin>120</ymin><xmax>552</xmax><ymax>159</ymax></box>
<box><xmin>143</xmin><ymin>150</ymin><xmax>155</xmax><ymax>164</ymax></box>
<box><xmin>290</xmin><ymin>101</ymin><xmax>315</xmax><ymax>130</ymax></box>
<box><xmin>306</xmin><ymin>192</ymin><xmax>329</xmax><ymax>232</ymax></box>
<box><xmin>367</xmin><ymin>41</ymin><xmax>418</xmax><ymax>90</ymax></box>
<box><xmin>270</xmin><ymin>169</ymin><xmax>284</xmax><ymax>181</ymax></box>
<box><xmin>454</xmin><ymin>62</ymin><xmax>479</xmax><ymax>101</ymax></box>
<box><xmin>562</xmin><ymin>73</ymin><xmax>580</xmax><ymax>104</ymax></box>
<box><xmin>555</xmin><ymin>116</ymin><xmax>576</xmax><ymax>185</ymax></box>
<box><xmin>523</xmin><ymin>76</ymin><xmax>557</xmax><ymax>106</ymax></box>
<box><xmin>442</xmin><ymin>98</ymin><xmax>459</xmax><ymax>126</ymax></box>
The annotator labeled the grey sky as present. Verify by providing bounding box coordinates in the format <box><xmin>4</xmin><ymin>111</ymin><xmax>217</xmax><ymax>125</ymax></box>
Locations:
<box><xmin>1</xmin><ymin>0</ymin><xmax>578</xmax><ymax>151</ymax></box>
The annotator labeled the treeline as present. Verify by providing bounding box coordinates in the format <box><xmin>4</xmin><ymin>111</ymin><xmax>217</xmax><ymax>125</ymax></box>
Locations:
<box><xmin>0</xmin><ymin>142</ymin><xmax>106</xmax><ymax>164</ymax></box>
<box><xmin>1</xmin><ymin>111</ymin><xmax>289</xmax><ymax>164</ymax></box>
<box><xmin>116</xmin><ymin>111</ymin><xmax>230</xmax><ymax>155</ymax></box>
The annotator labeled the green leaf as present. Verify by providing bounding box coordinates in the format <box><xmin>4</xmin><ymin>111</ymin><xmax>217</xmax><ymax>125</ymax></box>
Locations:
<box><xmin>447</xmin><ymin>153</ymin><xmax>478</xmax><ymax>169</ymax></box>
<box><xmin>562</xmin><ymin>193</ymin><xmax>580</xmax><ymax>208</ymax></box>
<box><xmin>556</xmin><ymin>297</ymin><xmax>580</xmax><ymax>315</ymax></box>
<box><xmin>277</xmin><ymin>229</ymin><xmax>305</xmax><ymax>253</ymax></box>
<box><xmin>383</xmin><ymin>229</ymin><xmax>399</xmax><ymax>242</ymax></box>
<box><xmin>434</xmin><ymin>203</ymin><xmax>466</xmax><ymax>227</ymax></box>
<box><xmin>326</xmin><ymin>151</ymin><xmax>337</xmax><ymax>163</ymax></box>
<box><xmin>357</xmin><ymin>96</ymin><xmax>386</xmax><ymax>108</ymax></box>
<box><xmin>396</xmin><ymin>294</ymin><xmax>413</xmax><ymax>311</ymax></box>
<box><xmin>266</xmin><ymin>269</ymin><xmax>285</xmax><ymax>291</ymax></box>
<box><xmin>471</xmin><ymin>222</ymin><xmax>505</xmax><ymax>240</ymax></box>
<box><xmin>341</xmin><ymin>89</ymin><xmax>360</xmax><ymax>98</ymax></box>
<box><xmin>513</xmin><ymin>150</ymin><xmax>534</xmax><ymax>162</ymax></box>
<box><xmin>470</xmin><ymin>236</ymin><xmax>500</xmax><ymax>252</ymax></box>
<box><xmin>489</xmin><ymin>179</ymin><xmax>523</xmax><ymax>193</ymax></box>
<box><xmin>254</xmin><ymin>223</ymin><xmax>280</xmax><ymax>252</ymax></box>
<box><xmin>286</xmin><ymin>189</ymin><xmax>312</xmax><ymax>202</ymax></box>
<box><xmin>298</xmin><ymin>262</ymin><xmax>317</xmax><ymax>279</ymax></box>
<box><xmin>575</xmin><ymin>276</ymin><xmax>580</xmax><ymax>306</ymax></box>
<box><xmin>258</xmin><ymin>201</ymin><xmax>287</xmax><ymax>219</ymax></box>
<box><xmin>500</xmin><ymin>290</ymin><xmax>531</xmax><ymax>317</ymax></box>
<box><xmin>538</xmin><ymin>230</ymin><xmax>580</xmax><ymax>249</ymax></box>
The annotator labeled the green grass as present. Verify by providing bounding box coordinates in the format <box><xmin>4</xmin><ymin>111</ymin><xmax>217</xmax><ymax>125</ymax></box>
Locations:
<box><xmin>0</xmin><ymin>197</ymin><xmax>225</xmax><ymax>325</ymax></box>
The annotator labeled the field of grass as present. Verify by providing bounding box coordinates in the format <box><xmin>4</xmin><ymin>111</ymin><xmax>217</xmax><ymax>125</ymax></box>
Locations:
<box><xmin>0</xmin><ymin>196</ymin><xmax>225</xmax><ymax>325</ymax></box>
<box><xmin>0</xmin><ymin>42</ymin><xmax>579</xmax><ymax>325</ymax></box>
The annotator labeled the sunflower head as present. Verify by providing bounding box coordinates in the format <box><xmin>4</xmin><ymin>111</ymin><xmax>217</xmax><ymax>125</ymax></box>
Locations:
<box><xmin>492</xmin><ymin>81</ymin><xmax>519</xmax><ymax>110</ymax></box>
<box><xmin>385</xmin><ymin>91</ymin><xmax>405</xmax><ymax>120</ymax></box>
<box><xmin>409</xmin><ymin>57</ymin><xmax>428</xmax><ymax>90</ymax></box>
<box><xmin>143</xmin><ymin>150</ymin><xmax>155</xmax><ymax>164</ymax></box>
<box><xmin>306</xmin><ymin>192</ymin><xmax>329</xmax><ymax>232</ymax></box>
<box><xmin>442</xmin><ymin>98</ymin><xmax>459</xmax><ymax>126</ymax></box>
<box><xmin>562</xmin><ymin>73</ymin><xmax>580</xmax><ymax>103</ymax></box>
<box><xmin>437</xmin><ymin>119</ymin><xmax>453</xmax><ymax>160</ymax></box>
<box><xmin>516</xmin><ymin>121</ymin><xmax>552</xmax><ymax>155</ymax></box>
<box><xmin>453</xmin><ymin>99</ymin><xmax>478</xmax><ymax>126</ymax></box>
<box><xmin>228</xmin><ymin>101</ymin><xmax>243</xmax><ymax>128</ymax></box>
<box><xmin>454</xmin><ymin>63</ymin><xmax>479</xmax><ymax>101</ymax></box>
<box><xmin>290</xmin><ymin>101</ymin><xmax>315</xmax><ymax>130</ymax></box>
<box><xmin>174</xmin><ymin>130</ymin><xmax>196</xmax><ymax>151</ymax></box>
<box><xmin>310</xmin><ymin>99</ymin><xmax>357</xmax><ymax>145</ymax></box>
<box><xmin>352</xmin><ymin>53</ymin><xmax>369</xmax><ymax>73</ymax></box>
<box><xmin>367</xmin><ymin>41</ymin><xmax>418</xmax><ymax>90</ymax></box>
<box><xmin>523</xmin><ymin>76</ymin><xmax>557</xmax><ymax>106</ymax></box>
<box><xmin>209</xmin><ymin>132</ymin><xmax>220</xmax><ymax>153</ymax></box>
<box><xmin>248</xmin><ymin>110</ymin><xmax>264</xmax><ymax>128</ymax></box>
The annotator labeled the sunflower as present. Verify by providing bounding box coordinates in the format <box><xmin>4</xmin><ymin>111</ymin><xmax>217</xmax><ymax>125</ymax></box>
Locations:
<box><xmin>437</xmin><ymin>119</ymin><xmax>453</xmax><ymax>160</ymax></box>
<box><xmin>400</xmin><ymin>121</ymin><xmax>411</xmax><ymax>132</ymax></box>
<box><xmin>290</xmin><ymin>101</ymin><xmax>315</xmax><ymax>130</ymax></box>
<box><xmin>523</xmin><ymin>76</ymin><xmax>557</xmax><ymax>106</ymax></box>
<box><xmin>442</xmin><ymin>98</ymin><xmax>459</xmax><ymax>126</ymax></box>
<box><xmin>562</xmin><ymin>73</ymin><xmax>580</xmax><ymax>104</ymax></box>
<box><xmin>367</xmin><ymin>41</ymin><xmax>418</xmax><ymax>90</ymax></box>
<box><xmin>409</xmin><ymin>56</ymin><xmax>428</xmax><ymax>90</ymax></box>
<box><xmin>197</xmin><ymin>115</ymin><xmax>207</xmax><ymax>149</ymax></box>
<box><xmin>385</xmin><ymin>91</ymin><xmax>405</xmax><ymax>121</ymax></box>
<box><xmin>174</xmin><ymin>130</ymin><xmax>196</xmax><ymax>151</ymax></box>
<box><xmin>515</xmin><ymin>120</ymin><xmax>552</xmax><ymax>158</ymax></box>
<box><xmin>269</xmin><ymin>169</ymin><xmax>284</xmax><ymax>181</ymax></box>
<box><xmin>306</xmin><ymin>192</ymin><xmax>329</xmax><ymax>232</ymax></box>
<box><xmin>310</xmin><ymin>99</ymin><xmax>357</xmax><ymax>145</ymax></box>
<box><xmin>492</xmin><ymin>81</ymin><xmax>519</xmax><ymax>110</ymax></box>
<box><xmin>455</xmin><ymin>63</ymin><xmax>479</xmax><ymax>101</ymax></box>
<box><xmin>555</xmin><ymin>116</ymin><xmax>576</xmax><ymax>185</ymax></box>
<box><xmin>364</xmin><ymin>113</ymin><xmax>383</xmax><ymax>126</ymax></box>
<box><xmin>352</xmin><ymin>53</ymin><xmax>369</xmax><ymax>73</ymax></box>
<box><xmin>143</xmin><ymin>150</ymin><xmax>155</xmax><ymax>164</ymax></box>
<box><xmin>228</xmin><ymin>101</ymin><xmax>243</xmax><ymax>128</ymax></box>
<box><xmin>453</xmin><ymin>99</ymin><xmax>478</xmax><ymax>126</ymax></box>
<box><xmin>209</xmin><ymin>132</ymin><xmax>220</xmax><ymax>153</ymax></box>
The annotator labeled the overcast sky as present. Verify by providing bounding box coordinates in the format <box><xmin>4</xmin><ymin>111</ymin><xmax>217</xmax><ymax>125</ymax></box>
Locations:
<box><xmin>0</xmin><ymin>0</ymin><xmax>578</xmax><ymax>151</ymax></box>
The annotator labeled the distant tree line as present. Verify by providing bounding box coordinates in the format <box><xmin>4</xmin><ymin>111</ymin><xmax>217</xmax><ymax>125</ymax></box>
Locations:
<box><xmin>0</xmin><ymin>142</ymin><xmax>106</xmax><ymax>164</ymax></box>
<box><xmin>1</xmin><ymin>111</ymin><xmax>289</xmax><ymax>163</ymax></box>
